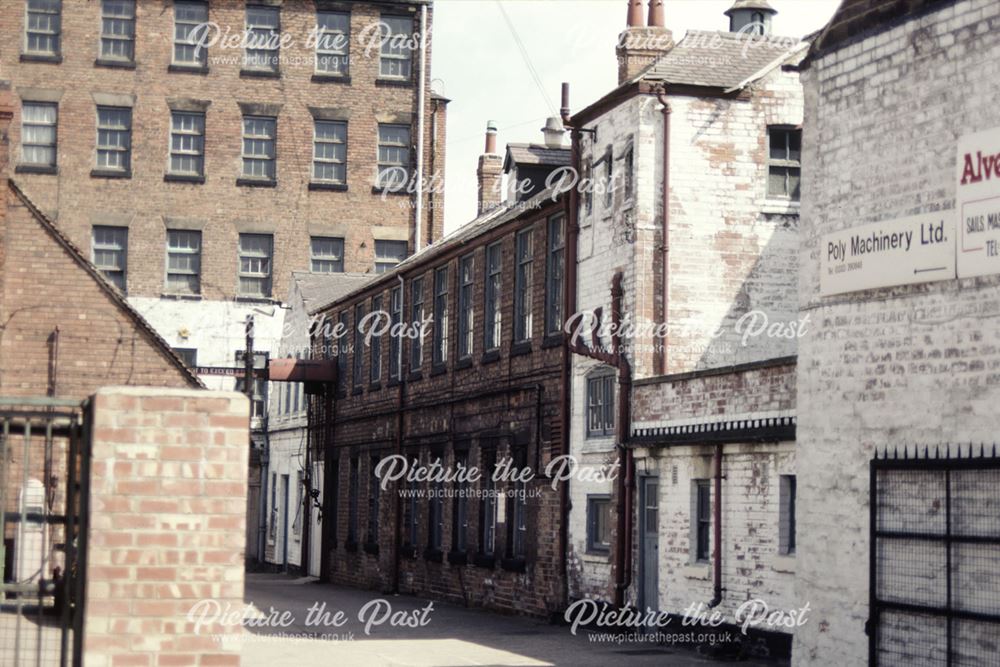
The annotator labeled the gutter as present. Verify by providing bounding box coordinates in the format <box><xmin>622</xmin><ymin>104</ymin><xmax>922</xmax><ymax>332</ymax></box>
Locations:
<box><xmin>413</xmin><ymin>5</ymin><xmax>428</xmax><ymax>252</ymax></box>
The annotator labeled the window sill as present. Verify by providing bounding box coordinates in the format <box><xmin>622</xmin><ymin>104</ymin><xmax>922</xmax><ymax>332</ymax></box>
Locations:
<box><xmin>351</xmin><ymin>386</ymin><xmax>363</xmax><ymax>396</ymax></box>
<box><xmin>447</xmin><ymin>550</ymin><xmax>468</xmax><ymax>566</ymax></box>
<box><xmin>168</xmin><ymin>63</ymin><xmax>209</xmax><ymax>75</ymax></box>
<box><xmin>311</xmin><ymin>74</ymin><xmax>351</xmax><ymax>84</ymax></box>
<box><xmin>164</xmin><ymin>173</ymin><xmax>205</xmax><ymax>184</ymax></box>
<box><xmin>309</xmin><ymin>182</ymin><xmax>348</xmax><ymax>192</ymax></box>
<box><xmin>375</xmin><ymin>78</ymin><xmax>413</xmax><ymax>88</ymax></box>
<box><xmin>237</xmin><ymin>178</ymin><xmax>277</xmax><ymax>188</ymax></box>
<box><xmin>682</xmin><ymin>563</ymin><xmax>711</xmax><ymax>580</ymax></box>
<box><xmin>430</xmin><ymin>364</ymin><xmax>447</xmax><ymax>378</ymax></box>
<box><xmin>240</xmin><ymin>68</ymin><xmax>281</xmax><ymax>79</ymax></box>
<box><xmin>762</xmin><ymin>200</ymin><xmax>800</xmax><ymax>215</ymax></box>
<box><xmin>481</xmin><ymin>350</ymin><xmax>500</xmax><ymax>365</ymax></box>
<box><xmin>95</xmin><ymin>58</ymin><xmax>135</xmax><ymax>70</ymax></box>
<box><xmin>363</xmin><ymin>542</ymin><xmax>380</xmax><ymax>556</ymax></box>
<box><xmin>542</xmin><ymin>333</ymin><xmax>565</xmax><ymax>349</ymax></box>
<box><xmin>91</xmin><ymin>169</ymin><xmax>131</xmax><ymax>180</ymax></box>
<box><xmin>371</xmin><ymin>186</ymin><xmax>411</xmax><ymax>197</ymax></box>
<box><xmin>400</xmin><ymin>544</ymin><xmax>417</xmax><ymax>559</ymax></box>
<box><xmin>386</xmin><ymin>378</ymin><xmax>401</xmax><ymax>389</ymax></box>
<box><xmin>407</xmin><ymin>370</ymin><xmax>423</xmax><ymax>383</ymax></box>
<box><xmin>345</xmin><ymin>540</ymin><xmax>359</xmax><ymax>553</ymax></box>
<box><xmin>423</xmin><ymin>548</ymin><xmax>443</xmax><ymax>563</ymax></box>
<box><xmin>15</xmin><ymin>164</ymin><xmax>57</xmax><ymax>175</ymax></box>
<box><xmin>472</xmin><ymin>554</ymin><xmax>496</xmax><ymax>569</ymax></box>
<box><xmin>21</xmin><ymin>53</ymin><xmax>62</xmax><ymax>64</ymax></box>
<box><xmin>160</xmin><ymin>293</ymin><xmax>202</xmax><ymax>301</ymax></box>
<box><xmin>455</xmin><ymin>357</ymin><xmax>473</xmax><ymax>371</ymax></box>
<box><xmin>510</xmin><ymin>341</ymin><xmax>533</xmax><ymax>357</ymax></box>
<box><xmin>772</xmin><ymin>554</ymin><xmax>796</xmax><ymax>574</ymax></box>
<box><xmin>582</xmin><ymin>551</ymin><xmax>611</xmax><ymax>562</ymax></box>
<box><xmin>369</xmin><ymin>381</ymin><xmax>382</xmax><ymax>392</ymax></box>
<box><xmin>500</xmin><ymin>557</ymin><xmax>526</xmax><ymax>573</ymax></box>
<box><xmin>234</xmin><ymin>296</ymin><xmax>277</xmax><ymax>305</ymax></box>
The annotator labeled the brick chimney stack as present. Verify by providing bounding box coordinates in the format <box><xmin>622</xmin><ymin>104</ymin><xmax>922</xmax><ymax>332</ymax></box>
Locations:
<box><xmin>617</xmin><ymin>0</ymin><xmax>674</xmax><ymax>84</ymax></box>
<box><xmin>477</xmin><ymin>121</ymin><xmax>503</xmax><ymax>215</ymax></box>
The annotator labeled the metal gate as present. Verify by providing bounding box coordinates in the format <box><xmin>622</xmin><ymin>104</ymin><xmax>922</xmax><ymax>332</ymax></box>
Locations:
<box><xmin>0</xmin><ymin>398</ymin><xmax>89</xmax><ymax>667</ymax></box>
<box><xmin>869</xmin><ymin>446</ymin><xmax>1000</xmax><ymax>666</ymax></box>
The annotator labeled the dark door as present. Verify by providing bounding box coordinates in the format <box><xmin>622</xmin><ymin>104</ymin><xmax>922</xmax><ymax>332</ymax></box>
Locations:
<box><xmin>639</xmin><ymin>477</ymin><xmax>660</xmax><ymax>619</ymax></box>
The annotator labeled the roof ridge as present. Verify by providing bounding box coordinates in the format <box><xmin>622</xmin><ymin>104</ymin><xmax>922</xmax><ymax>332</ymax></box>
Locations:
<box><xmin>7</xmin><ymin>180</ymin><xmax>205</xmax><ymax>388</ymax></box>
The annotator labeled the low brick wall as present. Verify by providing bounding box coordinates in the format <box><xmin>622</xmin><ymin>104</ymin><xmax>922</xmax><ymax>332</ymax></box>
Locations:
<box><xmin>84</xmin><ymin>387</ymin><xmax>249</xmax><ymax>667</ymax></box>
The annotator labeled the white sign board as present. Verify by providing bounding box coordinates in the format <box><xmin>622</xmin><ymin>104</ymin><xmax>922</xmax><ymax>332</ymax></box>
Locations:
<box><xmin>820</xmin><ymin>212</ymin><xmax>955</xmax><ymax>296</ymax></box>
<box><xmin>957</xmin><ymin>127</ymin><xmax>1000</xmax><ymax>278</ymax></box>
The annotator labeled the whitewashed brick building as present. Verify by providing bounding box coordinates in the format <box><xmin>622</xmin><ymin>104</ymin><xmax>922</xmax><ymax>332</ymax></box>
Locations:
<box><xmin>797</xmin><ymin>0</ymin><xmax>1000</xmax><ymax>664</ymax></box>
<box><xmin>564</xmin><ymin>1</ymin><xmax>807</xmax><ymax>652</ymax></box>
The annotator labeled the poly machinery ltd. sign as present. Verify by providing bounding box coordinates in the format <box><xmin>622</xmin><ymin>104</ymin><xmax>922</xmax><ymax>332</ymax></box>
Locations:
<box><xmin>820</xmin><ymin>126</ymin><xmax>1000</xmax><ymax>296</ymax></box>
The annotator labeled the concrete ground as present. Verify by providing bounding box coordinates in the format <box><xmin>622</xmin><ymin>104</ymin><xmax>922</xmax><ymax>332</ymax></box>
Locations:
<box><xmin>241</xmin><ymin>573</ymin><xmax>790</xmax><ymax>667</ymax></box>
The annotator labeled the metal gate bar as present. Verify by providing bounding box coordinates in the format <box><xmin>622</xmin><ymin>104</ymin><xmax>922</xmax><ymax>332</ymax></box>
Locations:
<box><xmin>869</xmin><ymin>446</ymin><xmax>1000</xmax><ymax>667</ymax></box>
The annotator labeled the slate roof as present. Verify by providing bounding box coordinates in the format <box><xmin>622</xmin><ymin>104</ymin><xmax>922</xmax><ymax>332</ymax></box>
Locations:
<box><xmin>807</xmin><ymin>0</ymin><xmax>958</xmax><ymax>62</ymax></box>
<box><xmin>638</xmin><ymin>29</ymin><xmax>808</xmax><ymax>90</ymax></box>
<box><xmin>292</xmin><ymin>271</ymin><xmax>377</xmax><ymax>313</ymax></box>
<box><xmin>504</xmin><ymin>143</ymin><xmax>572</xmax><ymax>170</ymax></box>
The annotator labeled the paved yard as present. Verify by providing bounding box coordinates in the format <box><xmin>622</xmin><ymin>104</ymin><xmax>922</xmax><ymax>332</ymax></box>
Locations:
<box><xmin>240</xmin><ymin>573</ymin><xmax>789</xmax><ymax>667</ymax></box>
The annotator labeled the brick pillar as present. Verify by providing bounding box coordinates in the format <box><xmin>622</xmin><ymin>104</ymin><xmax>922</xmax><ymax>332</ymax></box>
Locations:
<box><xmin>477</xmin><ymin>121</ymin><xmax>503</xmax><ymax>215</ymax></box>
<box><xmin>84</xmin><ymin>387</ymin><xmax>249</xmax><ymax>667</ymax></box>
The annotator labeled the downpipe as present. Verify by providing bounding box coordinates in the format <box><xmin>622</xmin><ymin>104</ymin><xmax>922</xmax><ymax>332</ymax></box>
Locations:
<box><xmin>708</xmin><ymin>443</ymin><xmax>724</xmax><ymax>608</ymax></box>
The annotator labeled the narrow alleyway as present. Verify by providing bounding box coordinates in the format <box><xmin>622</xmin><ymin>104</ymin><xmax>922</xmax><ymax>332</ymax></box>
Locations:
<box><xmin>240</xmin><ymin>573</ymin><xmax>790</xmax><ymax>667</ymax></box>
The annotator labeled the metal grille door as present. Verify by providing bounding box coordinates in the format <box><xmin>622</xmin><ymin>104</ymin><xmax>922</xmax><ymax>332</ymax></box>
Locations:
<box><xmin>870</xmin><ymin>447</ymin><xmax>1000</xmax><ymax>666</ymax></box>
<box><xmin>0</xmin><ymin>398</ymin><xmax>88</xmax><ymax>667</ymax></box>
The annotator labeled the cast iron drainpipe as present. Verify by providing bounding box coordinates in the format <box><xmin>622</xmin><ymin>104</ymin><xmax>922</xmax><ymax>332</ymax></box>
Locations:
<box><xmin>655</xmin><ymin>86</ymin><xmax>672</xmax><ymax>377</ymax></box>
<box><xmin>708</xmin><ymin>442</ymin><xmax>724</xmax><ymax>608</ymax></box>
<box><xmin>392</xmin><ymin>274</ymin><xmax>406</xmax><ymax>594</ymax></box>
<box><xmin>611</xmin><ymin>272</ymin><xmax>635</xmax><ymax>608</ymax></box>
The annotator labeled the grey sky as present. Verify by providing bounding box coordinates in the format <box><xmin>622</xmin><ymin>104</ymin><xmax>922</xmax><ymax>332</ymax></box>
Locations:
<box><xmin>431</xmin><ymin>0</ymin><xmax>841</xmax><ymax>232</ymax></box>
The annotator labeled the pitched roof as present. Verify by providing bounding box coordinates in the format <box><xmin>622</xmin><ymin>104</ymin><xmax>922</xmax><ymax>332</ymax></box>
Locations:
<box><xmin>503</xmin><ymin>143</ymin><xmax>572</xmax><ymax>171</ymax></box>
<box><xmin>7</xmin><ymin>180</ymin><xmax>204</xmax><ymax>388</ymax></box>
<box><xmin>725</xmin><ymin>0</ymin><xmax>777</xmax><ymax>15</ymax></box>
<box><xmin>807</xmin><ymin>0</ymin><xmax>957</xmax><ymax>62</ymax></box>
<box><xmin>638</xmin><ymin>30</ymin><xmax>808</xmax><ymax>90</ymax></box>
<box><xmin>292</xmin><ymin>271</ymin><xmax>377</xmax><ymax>313</ymax></box>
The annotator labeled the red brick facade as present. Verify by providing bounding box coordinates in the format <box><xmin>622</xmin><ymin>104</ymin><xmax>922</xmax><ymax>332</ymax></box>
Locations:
<box><xmin>311</xmin><ymin>192</ymin><xmax>570</xmax><ymax>617</ymax></box>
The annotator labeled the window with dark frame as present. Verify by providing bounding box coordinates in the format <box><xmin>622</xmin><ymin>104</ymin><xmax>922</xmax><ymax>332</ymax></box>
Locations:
<box><xmin>376</xmin><ymin>124</ymin><xmax>411</xmax><ymax>190</ymax></box>
<box><xmin>173</xmin><ymin>2</ymin><xmax>208</xmax><ymax>67</ymax></box>
<box><xmin>545</xmin><ymin>215</ymin><xmax>565</xmax><ymax>335</ymax></box>
<box><xmin>374</xmin><ymin>239</ymin><xmax>407</xmax><ymax>273</ymax></box>
<box><xmin>428</xmin><ymin>455</ymin><xmax>444</xmax><ymax>552</ymax></box>
<box><xmin>514</xmin><ymin>229</ymin><xmax>533</xmax><ymax>342</ymax></box>
<box><xmin>312</xmin><ymin>120</ymin><xmax>347</xmax><ymax>185</ymax></box>
<box><xmin>21</xmin><ymin>102</ymin><xmax>57</xmax><ymax>168</ymax></box>
<box><xmin>507</xmin><ymin>444</ymin><xmax>528</xmax><ymax>559</ymax></box>
<box><xmin>767</xmin><ymin>127</ymin><xmax>802</xmax><ymax>201</ymax></box>
<box><xmin>237</xmin><ymin>233</ymin><xmax>272</xmax><ymax>297</ymax></box>
<box><xmin>315</xmin><ymin>10</ymin><xmax>349</xmax><ymax>76</ymax></box>
<box><xmin>310</xmin><ymin>236</ymin><xmax>344</xmax><ymax>273</ymax></box>
<box><xmin>367</xmin><ymin>455</ymin><xmax>380</xmax><ymax>545</ymax></box>
<box><xmin>433</xmin><ymin>266</ymin><xmax>449</xmax><ymax>367</ymax></box>
<box><xmin>404</xmin><ymin>455</ymin><xmax>419</xmax><ymax>547</ymax></box>
<box><xmin>329</xmin><ymin>458</ymin><xmax>339</xmax><ymax>547</ymax></box>
<box><xmin>353</xmin><ymin>303</ymin><xmax>364</xmax><ymax>389</ymax></box>
<box><xmin>169</xmin><ymin>111</ymin><xmax>205</xmax><ymax>177</ymax></box>
<box><xmin>603</xmin><ymin>147</ymin><xmax>613</xmax><ymax>209</ymax></box>
<box><xmin>99</xmin><ymin>0</ymin><xmax>135</xmax><ymax>63</ymax></box>
<box><xmin>780</xmin><ymin>474</ymin><xmax>796</xmax><ymax>555</ymax></box>
<box><xmin>586</xmin><ymin>495</ymin><xmax>611</xmax><ymax>554</ymax></box>
<box><xmin>25</xmin><ymin>0</ymin><xmax>61</xmax><ymax>58</ymax></box>
<box><xmin>370</xmin><ymin>294</ymin><xmax>383</xmax><ymax>383</ymax></box>
<box><xmin>165</xmin><ymin>229</ymin><xmax>201</xmax><ymax>295</ymax></box>
<box><xmin>623</xmin><ymin>143</ymin><xmax>634</xmax><ymax>202</ymax></box>
<box><xmin>241</xmin><ymin>115</ymin><xmax>276</xmax><ymax>182</ymax></box>
<box><xmin>292</xmin><ymin>470</ymin><xmax>304</xmax><ymax>538</ymax></box>
<box><xmin>244</xmin><ymin>5</ymin><xmax>280</xmax><ymax>73</ymax></box>
<box><xmin>173</xmin><ymin>347</ymin><xmax>197</xmax><ymax>369</ymax></box>
<box><xmin>409</xmin><ymin>277</ymin><xmax>424</xmax><ymax>373</ymax></box>
<box><xmin>458</xmin><ymin>254</ymin><xmax>475</xmax><ymax>359</ymax></box>
<box><xmin>452</xmin><ymin>450</ymin><xmax>469</xmax><ymax>553</ymax></box>
<box><xmin>695</xmin><ymin>480</ymin><xmax>711</xmax><ymax>562</ymax></box>
<box><xmin>96</xmin><ymin>106</ymin><xmax>132</xmax><ymax>174</ymax></box>
<box><xmin>582</xmin><ymin>157</ymin><xmax>593</xmax><ymax>216</ymax></box>
<box><xmin>586</xmin><ymin>373</ymin><xmax>615</xmax><ymax>438</ymax></box>
<box><xmin>389</xmin><ymin>286</ymin><xmax>402</xmax><ymax>380</ymax></box>
<box><xmin>347</xmin><ymin>456</ymin><xmax>359</xmax><ymax>545</ymax></box>
<box><xmin>336</xmin><ymin>310</ymin><xmax>349</xmax><ymax>394</ymax></box>
<box><xmin>479</xmin><ymin>446</ymin><xmax>497</xmax><ymax>556</ymax></box>
<box><xmin>92</xmin><ymin>225</ymin><xmax>127</xmax><ymax>291</ymax></box>
<box><xmin>378</xmin><ymin>15</ymin><xmax>413</xmax><ymax>80</ymax></box>
<box><xmin>484</xmin><ymin>242</ymin><xmax>502</xmax><ymax>351</ymax></box>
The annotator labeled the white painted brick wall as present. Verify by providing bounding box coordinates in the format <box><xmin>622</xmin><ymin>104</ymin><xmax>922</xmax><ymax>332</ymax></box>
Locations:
<box><xmin>796</xmin><ymin>1</ymin><xmax>1000</xmax><ymax>664</ymax></box>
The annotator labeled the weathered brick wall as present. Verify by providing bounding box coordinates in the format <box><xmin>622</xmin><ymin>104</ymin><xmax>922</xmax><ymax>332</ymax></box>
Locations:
<box><xmin>0</xmin><ymin>0</ymin><xmax>443</xmax><ymax>300</ymax></box>
<box><xmin>796</xmin><ymin>1</ymin><xmax>1000</xmax><ymax>663</ymax></box>
<box><xmin>311</xmin><ymin>197</ymin><xmax>568</xmax><ymax>617</ymax></box>
<box><xmin>85</xmin><ymin>387</ymin><xmax>248</xmax><ymax>667</ymax></box>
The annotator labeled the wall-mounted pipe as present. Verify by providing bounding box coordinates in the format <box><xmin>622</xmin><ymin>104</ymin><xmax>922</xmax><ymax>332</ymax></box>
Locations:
<box><xmin>655</xmin><ymin>86</ymin><xmax>672</xmax><ymax>376</ymax></box>
<box><xmin>413</xmin><ymin>5</ymin><xmax>428</xmax><ymax>252</ymax></box>
<box><xmin>610</xmin><ymin>272</ymin><xmax>634</xmax><ymax>608</ymax></box>
<box><xmin>708</xmin><ymin>443</ymin><xmax>724</xmax><ymax>608</ymax></box>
